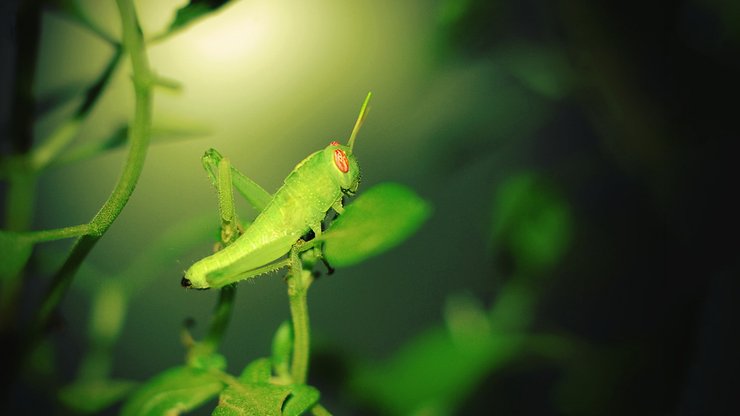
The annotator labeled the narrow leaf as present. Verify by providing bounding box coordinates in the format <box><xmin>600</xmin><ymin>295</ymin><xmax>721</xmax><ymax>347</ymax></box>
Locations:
<box><xmin>166</xmin><ymin>0</ymin><xmax>234</xmax><ymax>35</ymax></box>
<box><xmin>271</xmin><ymin>322</ymin><xmax>293</xmax><ymax>381</ymax></box>
<box><xmin>35</xmin><ymin>82</ymin><xmax>85</xmax><ymax>117</ymax></box>
<box><xmin>56</xmin><ymin>122</ymin><xmax>209</xmax><ymax>166</ymax></box>
<box><xmin>322</xmin><ymin>183</ymin><xmax>431</xmax><ymax>267</ymax></box>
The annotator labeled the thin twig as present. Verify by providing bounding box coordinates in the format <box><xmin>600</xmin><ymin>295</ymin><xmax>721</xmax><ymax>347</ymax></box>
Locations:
<box><xmin>30</xmin><ymin>0</ymin><xmax>154</xmax><ymax>343</ymax></box>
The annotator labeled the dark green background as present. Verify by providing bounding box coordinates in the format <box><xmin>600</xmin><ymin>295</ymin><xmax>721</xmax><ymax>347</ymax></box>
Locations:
<box><xmin>1</xmin><ymin>0</ymin><xmax>737</xmax><ymax>414</ymax></box>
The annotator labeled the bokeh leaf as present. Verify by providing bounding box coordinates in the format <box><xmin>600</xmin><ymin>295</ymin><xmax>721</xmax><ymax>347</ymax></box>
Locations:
<box><xmin>499</xmin><ymin>42</ymin><xmax>575</xmax><ymax>99</ymax></box>
<box><xmin>35</xmin><ymin>82</ymin><xmax>85</xmax><ymax>117</ymax></box>
<box><xmin>165</xmin><ymin>0</ymin><xmax>235</xmax><ymax>36</ymax></box>
<box><xmin>271</xmin><ymin>322</ymin><xmax>293</xmax><ymax>381</ymax></box>
<box><xmin>322</xmin><ymin>183</ymin><xmax>431</xmax><ymax>267</ymax></box>
<box><xmin>0</xmin><ymin>231</ymin><xmax>34</xmax><ymax>282</ymax></box>
<box><xmin>58</xmin><ymin>379</ymin><xmax>137</xmax><ymax>414</ymax></box>
<box><xmin>55</xmin><ymin>122</ymin><xmax>209</xmax><ymax>166</ymax></box>
<box><xmin>351</xmin><ymin>325</ymin><xmax>520</xmax><ymax>415</ymax></box>
<box><xmin>490</xmin><ymin>173</ymin><xmax>572</xmax><ymax>273</ymax></box>
<box><xmin>120</xmin><ymin>366</ymin><xmax>224</xmax><ymax>416</ymax></box>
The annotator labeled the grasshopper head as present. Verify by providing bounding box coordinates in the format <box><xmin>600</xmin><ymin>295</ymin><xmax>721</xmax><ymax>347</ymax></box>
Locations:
<box><xmin>326</xmin><ymin>141</ymin><xmax>360</xmax><ymax>196</ymax></box>
<box><xmin>325</xmin><ymin>92</ymin><xmax>370</xmax><ymax>196</ymax></box>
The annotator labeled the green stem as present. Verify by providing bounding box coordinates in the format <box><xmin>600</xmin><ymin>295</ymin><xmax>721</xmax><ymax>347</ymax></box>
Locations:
<box><xmin>202</xmin><ymin>285</ymin><xmax>237</xmax><ymax>353</ymax></box>
<box><xmin>2</xmin><ymin>41</ymin><xmax>122</xmax><ymax>333</ymax></box>
<box><xmin>23</xmin><ymin>224</ymin><xmax>91</xmax><ymax>243</ymax></box>
<box><xmin>31</xmin><ymin>0</ymin><xmax>153</xmax><ymax>340</ymax></box>
<box><xmin>287</xmin><ymin>254</ymin><xmax>311</xmax><ymax>384</ymax></box>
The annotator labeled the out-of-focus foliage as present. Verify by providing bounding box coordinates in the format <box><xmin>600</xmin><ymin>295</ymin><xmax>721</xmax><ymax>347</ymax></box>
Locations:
<box><xmin>3</xmin><ymin>0</ymin><xmax>736</xmax><ymax>414</ymax></box>
<box><xmin>351</xmin><ymin>294</ymin><xmax>507</xmax><ymax>415</ymax></box>
<box><xmin>490</xmin><ymin>173</ymin><xmax>572</xmax><ymax>274</ymax></box>
<box><xmin>165</xmin><ymin>0</ymin><xmax>236</xmax><ymax>37</ymax></box>
<box><xmin>121</xmin><ymin>365</ymin><xmax>225</xmax><ymax>416</ymax></box>
<box><xmin>0</xmin><ymin>231</ymin><xmax>33</xmax><ymax>281</ymax></box>
<box><xmin>58</xmin><ymin>379</ymin><xmax>137</xmax><ymax>414</ymax></box>
<box><xmin>350</xmin><ymin>288</ymin><xmax>572</xmax><ymax>415</ymax></box>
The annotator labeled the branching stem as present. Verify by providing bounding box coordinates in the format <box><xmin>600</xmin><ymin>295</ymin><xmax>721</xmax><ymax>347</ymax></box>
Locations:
<box><xmin>31</xmin><ymin>0</ymin><xmax>153</xmax><ymax>341</ymax></box>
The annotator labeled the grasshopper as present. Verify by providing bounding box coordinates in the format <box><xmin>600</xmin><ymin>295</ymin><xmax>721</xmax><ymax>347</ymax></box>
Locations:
<box><xmin>181</xmin><ymin>93</ymin><xmax>371</xmax><ymax>289</ymax></box>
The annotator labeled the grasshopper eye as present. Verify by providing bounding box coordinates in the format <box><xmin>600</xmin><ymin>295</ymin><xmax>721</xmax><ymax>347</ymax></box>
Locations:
<box><xmin>330</xmin><ymin>141</ymin><xmax>340</xmax><ymax>146</ymax></box>
<box><xmin>333</xmin><ymin>149</ymin><xmax>349</xmax><ymax>173</ymax></box>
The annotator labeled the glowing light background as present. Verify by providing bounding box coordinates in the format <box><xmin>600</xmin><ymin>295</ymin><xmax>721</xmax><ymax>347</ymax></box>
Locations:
<box><xmin>34</xmin><ymin>0</ymin><xmax>455</xmax><ymax>378</ymax></box>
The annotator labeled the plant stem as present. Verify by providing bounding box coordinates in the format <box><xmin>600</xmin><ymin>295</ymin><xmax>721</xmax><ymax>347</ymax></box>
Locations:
<box><xmin>202</xmin><ymin>285</ymin><xmax>237</xmax><ymax>353</ymax></box>
<box><xmin>287</xmin><ymin>250</ymin><xmax>311</xmax><ymax>384</ymax></box>
<box><xmin>31</xmin><ymin>0</ymin><xmax>153</xmax><ymax>340</ymax></box>
<box><xmin>24</xmin><ymin>224</ymin><xmax>91</xmax><ymax>243</ymax></box>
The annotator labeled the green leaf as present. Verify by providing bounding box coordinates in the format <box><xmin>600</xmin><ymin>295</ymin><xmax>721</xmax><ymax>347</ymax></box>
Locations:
<box><xmin>239</xmin><ymin>358</ymin><xmax>272</xmax><ymax>384</ymax></box>
<box><xmin>271</xmin><ymin>322</ymin><xmax>293</xmax><ymax>381</ymax></box>
<box><xmin>0</xmin><ymin>230</ymin><xmax>33</xmax><ymax>282</ymax></box>
<box><xmin>121</xmin><ymin>366</ymin><xmax>224</xmax><ymax>416</ymax></box>
<box><xmin>212</xmin><ymin>383</ymin><xmax>291</xmax><ymax>416</ymax></box>
<box><xmin>166</xmin><ymin>0</ymin><xmax>234</xmax><ymax>35</ymax></box>
<box><xmin>188</xmin><ymin>350</ymin><xmax>228</xmax><ymax>372</ymax></box>
<box><xmin>281</xmin><ymin>384</ymin><xmax>320</xmax><ymax>416</ymax></box>
<box><xmin>322</xmin><ymin>183</ymin><xmax>431</xmax><ymax>267</ymax></box>
<box><xmin>212</xmin><ymin>382</ymin><xmax>319</xmax><ymax>416</ymax></box>
<box><xmin>58</xmin><ymin>379</ymin><xmax>137</xmax><ymax>414</ymax></box>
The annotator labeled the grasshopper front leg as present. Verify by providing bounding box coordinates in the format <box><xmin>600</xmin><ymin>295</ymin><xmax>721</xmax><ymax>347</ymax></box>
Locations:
<box><xmin>214</xmin><ymin>156</ymin><xmax>240</xmax><ymax>246</ymax></box>
<box><xmin>202</xmin><ymin>148</ymin><xmax>273</xmax><ymax>213</ymax></box>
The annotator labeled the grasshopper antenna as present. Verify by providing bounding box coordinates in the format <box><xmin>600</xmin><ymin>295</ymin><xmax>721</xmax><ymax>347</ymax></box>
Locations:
<box><xmin>347</xmin><ymin>92</ymin><xmax>372</xmax><ymax>151</ymax></box>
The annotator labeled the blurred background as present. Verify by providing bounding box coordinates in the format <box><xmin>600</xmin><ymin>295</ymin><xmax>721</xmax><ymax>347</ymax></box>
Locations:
<box><xmin>1</xmin><ymin>0</ymin><xmax>738</xmax><ymax>414</ymax></box>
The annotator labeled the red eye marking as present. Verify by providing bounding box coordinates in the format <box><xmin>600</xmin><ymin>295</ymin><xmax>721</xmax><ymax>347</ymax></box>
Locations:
<box><xmin>330</xmin><ymin>141</ymin><xmax>340</xmax><ymax>146</ymax></box>
<box><xmin>333</xmin><ymin>149</ymin><xmax>349</xmax><ymax>173</ymax></box>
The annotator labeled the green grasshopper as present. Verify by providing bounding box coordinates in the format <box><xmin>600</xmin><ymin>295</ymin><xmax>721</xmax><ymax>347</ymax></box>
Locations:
<box><xmin>181</xmin><ymin>93</ymin><xmax>372</xmax><ymax>289</ymax></box>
